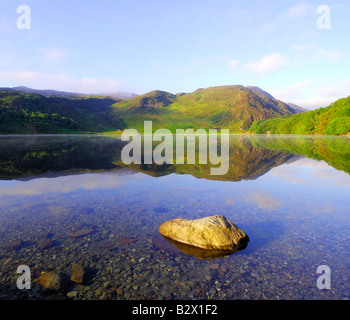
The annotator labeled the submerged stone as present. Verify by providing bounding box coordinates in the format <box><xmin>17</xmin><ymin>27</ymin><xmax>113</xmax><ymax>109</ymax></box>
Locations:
<box><xmin>152</xmin><ymin>230</ymin><xmax>184</xmax><ymax>255</ymax></box>
<box><xmin>70</xmin><ymin>264</ymin><xmax>85</xmax><ymax>284</ymax></box>
<box><xmin>69</xmin><ymin>227</ymin><xmax>95</xmax><ymax>238</ymax></box>
<box><xmin>38</xmin><ymin>271</ymin><xmax>63</xmax><ymax>292</ymax></box>
<box><xmin>159</xmin><ymin>215</ymin><xmax>249</xmax><ymax>252</ymax></box>
<box><xmin>3</xmin><ymin>239</ymin><xmax>24</xmax><ymax>251</ymax></box>
<box><xmin>38</xmin><ymin>239</ymin><xmax>54</xmax><ymax>250</ymax></box>
<box><xmin>117</xmin><ymin>237</ymin><xmax>136</xmax><ymax>244</ymax></box>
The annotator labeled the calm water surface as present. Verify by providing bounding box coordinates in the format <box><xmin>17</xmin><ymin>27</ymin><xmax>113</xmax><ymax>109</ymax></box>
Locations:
<box><xmin>0</xmin><ymin>134</ymin><xmax>349</xmax><ymax>300</ymax></box>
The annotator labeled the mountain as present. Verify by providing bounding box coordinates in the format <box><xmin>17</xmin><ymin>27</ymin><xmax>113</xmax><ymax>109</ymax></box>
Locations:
<box><xmin>110</xmin><ymin>85</ymin><xmax>297</xmax><ymax>132</ymax></box>
<box><xmin>0</xmin><ymin>85</ymin><xmax>311</xmax><ymax>134</ymax></box>
<box><xmin>286</xmin><ymin>103</ymin><xmax>309</xmax><ymax>113</ymax></box>
<box><xmin>246</xmin><ymin>86</ymin><xmax>275</xmax><ymax>100</ymax></box>
<box><xmin>1</xmin><ymin>86</ymin><xmax>82</xmax><ymax>97</ymax></box>
<box><xmin>249</xmin><ymin>95</ymin><xmax>350</xmax><ymax>135</ymax></box>
<box><xmin>96</xmin><ymin>91</ymin><xmax>139</xmax><ymax>99</ymax></box>
<box><xmin>247</xmin><ymin>86</ymin><xmax>308</xmax><ymax>113</ymax></box>
<box><xmin>0</xmin><ymin>89</ymin><xmax>122</xmax><ymax>133</ymax></box>
<box><xmin>0</xmin><ymin>86</ymin><xmax>138</xmax><ymax>100</ymax></box>
<box><xmin>114</xmin><ymin>90</ymin><xmax>177</xmax><ymax>110</ymax></box>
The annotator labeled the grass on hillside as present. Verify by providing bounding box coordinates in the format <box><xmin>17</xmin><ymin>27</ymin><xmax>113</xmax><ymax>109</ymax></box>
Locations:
<box><xmin>249</xmin><ymin>96</ymin><xmax>350</xmax><ymax>135</ymax></box>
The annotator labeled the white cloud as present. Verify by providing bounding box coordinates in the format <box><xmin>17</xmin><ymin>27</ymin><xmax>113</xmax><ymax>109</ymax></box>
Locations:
<box><xmin>0</xmin><ymin>70</ymin><xmax>123</xmax><ymax>94</ymax></box>
<box><xmin>259</xmin><ymin>3</ymin><xmax>311</xmax><ymax>35</ymax></box>
<box><xmin>315</xmin><ymin>49</ymin><xmax>343</xmax><ymax>62</ymax></box>
<box><xmin>244</xmin><ymin>53</ymin><xmax>290</xmax><ymax>75</ymax></box>
<box><xmin>308</xmin><ymin>79</ymin><xmax>350</xmax><ymax>108</ymax></box>
<box><xmin>316</xmin><ymin>86</ymin><xmax>343</xmax><ymax>98</ymax></box>
<box><xmin>284</xmin><ymin>3</ymin><xmax>310</xmax><ymax>19</ymax></box>
<box><xmin>190</xmin><ymin>55</ymin><xmax>227</xmax><ymax>68</ymax></box>
<box><xmin>227</xmin><ymin>59</ymin><xmax>240</xmax><ymax>69</ymax></box>
<box><xmin>39</xmin><ymin>48</ymin><xmax>72</xmax><ymax>64</ymax></box>
<box><xmin>271</xmin><ymin>79</ymin><xmax>348</xmax><ymax>109</ymax></box>
<box><xmin>294</xmin><ymin>97</ymin><xmax>335</xmax><ymax>109</ymax></box>
<box><xmin>291</xmin><ymin>43</ymin><xmax>314</xmax><ymax>51</ymax></box>
<box><xmin>272</xmin><ymin>79</ymin><xmax>314</xmax><ymax>101</ymax></box>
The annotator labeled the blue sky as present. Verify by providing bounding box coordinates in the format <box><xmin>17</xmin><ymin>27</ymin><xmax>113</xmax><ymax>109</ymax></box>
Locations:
<box><xmin>0</xmin><ymin>0</ymin><xmax>349</xmax><ymax>109</ymax></box>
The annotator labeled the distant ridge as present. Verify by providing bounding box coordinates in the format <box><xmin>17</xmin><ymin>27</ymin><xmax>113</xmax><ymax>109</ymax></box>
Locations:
<box><xmin>247</xmin><ymin>86</ymin><xmax>308</xmax><ymax>113</ymax></box>
<box><xmin>286</xmin><ymin>102</ymin><xmax>309</xmax><ymax>113</ymax></box>
<box><xmin>0</xmin><ymin>85</ymin><xmax>306</xmax><ymax>111</ymax></box>
<box><xmin>0</xmin><ymin>86</ymin><xmax>139</xmax><ymax>100</ymax></box>
<box><xmin>0</xmin><ymin>84</ymin><xmax>327</xmax><ymax>134</ymax></box>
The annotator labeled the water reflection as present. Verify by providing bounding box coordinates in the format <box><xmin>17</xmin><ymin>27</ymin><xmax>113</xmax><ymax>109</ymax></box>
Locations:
<box><xmin>152</xmin><ymin>230</ymin><xmax>246</xmax><ymax>260</ymax></box>
<box><xmin>242</xmin><ymin>191</ymin><xmax>283</xmax><ymax>210</ymax></box>
<box><xmin>0</xmin><ymin>134</ymin><xmax>349</xmax><ymax>300</ymax></box>
<box><xmin>2</xmin><ymin>134</ymin><xmax>349</xmax><ymax>182</ymax></box>
<box><xmin>0</xmin><ymin>170</ymin><xmax>147</xmax><ymax>196</ymax></box>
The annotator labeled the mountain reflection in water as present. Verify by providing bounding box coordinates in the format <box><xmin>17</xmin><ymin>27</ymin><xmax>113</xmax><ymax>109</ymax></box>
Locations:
<box><xmin>0</xmin><ymin>134</ymin><xmax>349</xmax><ymax>300</ymax></box>
<box><xmin>1</xmin><ymin>134</ymin><xmax>348</xmax><ymax>181</ymax></box>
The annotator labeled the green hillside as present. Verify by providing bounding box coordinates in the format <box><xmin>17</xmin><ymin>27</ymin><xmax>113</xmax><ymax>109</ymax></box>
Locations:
<box><xmin>0</xmin><ymin>90</ymin><xmax>122</xmax><ymax>133</ymax></box>
<box><xmin>109</xmin><ymin>85</ymin><xmax>296</xmax><ymax>133</ymax></box>
<box><xmin>6</xmin><ymin>85</ymin><xmax>347</xmax><ymax>135</ymax></box>
<box><xmin>249</xmin><ymin>96</ymin><xmax>350</xmax><ymax>135</ymax></box>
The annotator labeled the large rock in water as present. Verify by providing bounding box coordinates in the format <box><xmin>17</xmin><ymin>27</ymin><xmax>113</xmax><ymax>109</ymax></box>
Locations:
<box><xmin>159</xmin><ymin>215</ymin><xmax>249</xmax><ymax>252</ymax></box>
<box><xmin>38</xmin><ymin>272</ymin><xmax>63</xmax><ymax>292</ymax></box>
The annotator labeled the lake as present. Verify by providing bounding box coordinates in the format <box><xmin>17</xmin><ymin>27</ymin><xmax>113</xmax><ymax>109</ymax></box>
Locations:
<box><xmin>0</xmin><ymin>134</ymin><xmax>349</xmax><ymax>300</ymax></box>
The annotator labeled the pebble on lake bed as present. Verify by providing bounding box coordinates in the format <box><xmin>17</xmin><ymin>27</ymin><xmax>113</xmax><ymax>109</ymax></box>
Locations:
<box><xmin>69</xmin><ymin>227</ymin><xmax>95</xmax><ymax>238</ymax></box>
<box><xmin>38</xmin><ymin>239</ymin><xmax>54</xmax><ymax>250</ymax></box>
<box><xmin>70</xmin><ymin>264</ymin><xmax>86</xmax><ymax>284</ymax></box>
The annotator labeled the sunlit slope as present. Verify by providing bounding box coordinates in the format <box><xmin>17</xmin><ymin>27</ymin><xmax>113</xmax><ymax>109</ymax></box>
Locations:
<box><xmin>110</xmin><ymin>85</ymin><xmax>296</xmax><ymax>132</ymax></box>
<box><xmin>249</xmin><ymin>96</ymin><xmax>350</xmax><ymax>135</ymax></box>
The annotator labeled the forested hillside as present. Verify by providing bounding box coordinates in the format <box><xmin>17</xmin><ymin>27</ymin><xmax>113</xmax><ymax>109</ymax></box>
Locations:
<box><xmin>249</xmin><ymin>96</ymin><xmax>350</xmax><ymax>135</ymax></box>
